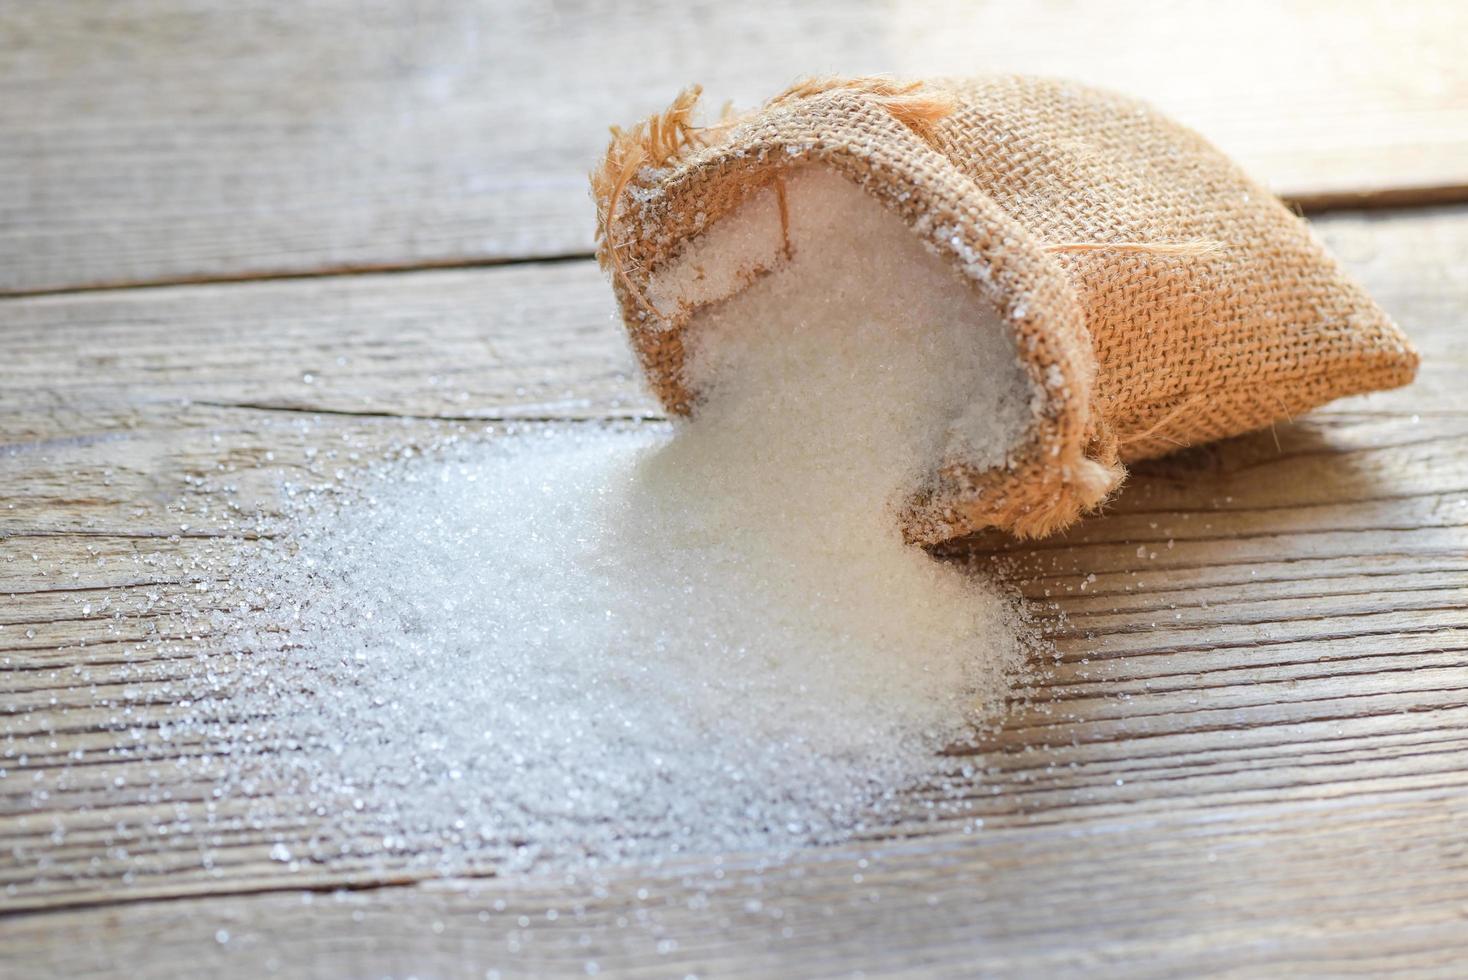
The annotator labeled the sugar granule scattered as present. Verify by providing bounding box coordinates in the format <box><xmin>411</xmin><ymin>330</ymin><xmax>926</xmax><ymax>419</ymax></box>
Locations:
<box><xmin>9</xmin><ymin>165</ymin><xmax>1040</xmax><ymax>883</ymax></box>
<box><xmin>211</xmin><ymin>168</ymin><xmax>1034</xmax><ymax>872</ymax></box>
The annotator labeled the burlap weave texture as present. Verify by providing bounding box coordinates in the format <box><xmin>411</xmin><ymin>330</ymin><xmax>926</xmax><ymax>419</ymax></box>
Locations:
<box><xmin>593</xmin><ymin>76</ymin><xmax>1418</xmax><ymax>542</ymax></box>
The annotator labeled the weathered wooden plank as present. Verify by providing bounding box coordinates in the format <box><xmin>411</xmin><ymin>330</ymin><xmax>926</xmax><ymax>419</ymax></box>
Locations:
<box><xmin>1</xmin><ymin>206</ymin><xmax>1467</xmax><ymax>974</ymax></box>
<box><xmin>4</xmin><ymin>791</ymin><xmax>1468</xmax><ymax>979</ymax></box>
<box><xmin>0</xmin><ymin>261</ymin><xmax>651</xmax><ymax>422</ymax></box>
<box><xmin>5</xmin><ymin>0</ymin><xmax>1468</xmax><ymax>293</ymax></box>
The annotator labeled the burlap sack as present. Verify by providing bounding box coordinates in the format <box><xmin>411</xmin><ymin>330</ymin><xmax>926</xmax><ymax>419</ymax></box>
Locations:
<box><xmin>592</xmin><ymin>76</ymin><xmax>1418</xmax><ymax>543</ymax></box>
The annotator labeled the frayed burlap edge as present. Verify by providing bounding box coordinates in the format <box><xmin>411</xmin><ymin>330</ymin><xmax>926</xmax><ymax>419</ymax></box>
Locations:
<box><xmin>592</xmin><ymin>78</ymin><xmax>1125</xmax><ymax>543</ymax></box>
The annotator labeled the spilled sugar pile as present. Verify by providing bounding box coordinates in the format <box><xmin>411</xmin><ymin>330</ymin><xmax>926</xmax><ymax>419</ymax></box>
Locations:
<box><xmin>210</xmin><ymin>170</ymin><xmax>1035</xmax><ymax>873</ymax></box>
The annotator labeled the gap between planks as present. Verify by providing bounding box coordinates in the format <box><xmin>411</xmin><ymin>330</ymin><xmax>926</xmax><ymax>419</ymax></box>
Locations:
<box><xmin>2</xmin><ymin>191</ymin><xmax>1465</xmax><ymax>302</ymax></box>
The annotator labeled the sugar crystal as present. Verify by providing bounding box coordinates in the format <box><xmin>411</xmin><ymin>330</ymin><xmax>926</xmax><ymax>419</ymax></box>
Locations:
<box><xmin>22</xmin><ymin>167</ymin><xmax>1041</xmax><ymax>882</ymax></box>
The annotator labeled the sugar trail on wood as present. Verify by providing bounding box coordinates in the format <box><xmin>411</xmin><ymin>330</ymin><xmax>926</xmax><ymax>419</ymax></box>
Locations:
<box><xmin>203</xmin><ymin>166</ymin><xmax>1034</xmax><ymax>872</ymax></box>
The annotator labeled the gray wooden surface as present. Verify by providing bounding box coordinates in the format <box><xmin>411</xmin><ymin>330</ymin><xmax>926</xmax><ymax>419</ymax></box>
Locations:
<box><xmin>4</xmin><ymin>2</ymin><xmax>1468</xmax><ymax>977</ymax></box>
<box><xmin>4</xmin><ymin>0</ymin><xmax>1468</xmax><ymax>294</ymax></box>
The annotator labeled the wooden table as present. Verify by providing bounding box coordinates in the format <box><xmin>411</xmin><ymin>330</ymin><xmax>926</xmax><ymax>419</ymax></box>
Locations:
<box><xmin>4</xmin><ymin>2</ymin><xmax>1467</xmax><ymax>976</ymax></box>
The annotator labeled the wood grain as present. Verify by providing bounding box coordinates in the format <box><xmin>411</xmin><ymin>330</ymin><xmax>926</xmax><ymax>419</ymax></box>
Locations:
<box><xmin>5</xmin><ymin>0</ymin><xmax>1468</xmax><ymax>294</ymax></box>
<box><xmin>3</xmin><ymin>205</ymin><xmax>1467</xmax><ymax>975</ymax></box>
<box><xmin>5</xmin><ymin>794</ymin><xmax>1468</xmax><ymax>978</ymax></box>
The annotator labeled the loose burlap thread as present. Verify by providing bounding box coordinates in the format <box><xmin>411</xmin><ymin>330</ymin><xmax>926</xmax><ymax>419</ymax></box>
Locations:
<box><xmin>592</xmin><ymin>75</ymin><xmax>1418</xmax><ymax>543</ymax></box>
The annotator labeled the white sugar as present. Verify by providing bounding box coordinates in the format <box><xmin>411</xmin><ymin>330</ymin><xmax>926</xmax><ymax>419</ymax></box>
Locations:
<box><xmin>223</xmin><ymin>414</ymin><xmax>1021</xmax><ymax>869</ymax></box>
<box><xmin>46</xmin><ymin>166</ymin><xmax>1037</xmax><ymax>879</ymax></box>
<box><xmin>214</xmin><ymin>168</ymin><xmax>1028</xmax><ymax>871</ymax></box>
